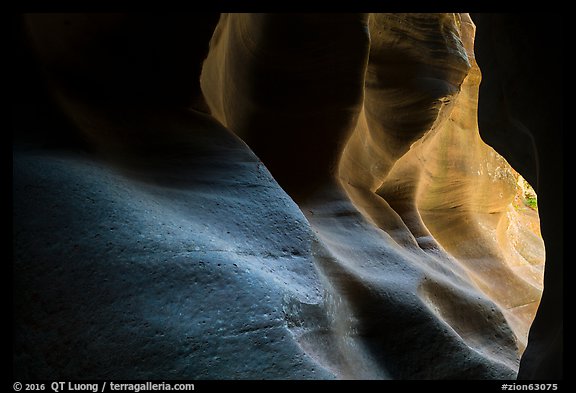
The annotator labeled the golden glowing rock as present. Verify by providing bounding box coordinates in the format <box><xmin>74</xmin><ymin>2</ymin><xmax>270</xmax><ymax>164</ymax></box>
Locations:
<box><xmin>201</xmin><ymin>13</ymin><xmax>544</xmax><ymax>378</ymax></box>
<box><xmin>15</xmin><ymin>12</ymin><xmax>547</xmax><ymax>380</ymax></box>
<box><xmin>342</xmin><ymin>13</ymin><xmax>544</xmax><ymax>351</ymax></box>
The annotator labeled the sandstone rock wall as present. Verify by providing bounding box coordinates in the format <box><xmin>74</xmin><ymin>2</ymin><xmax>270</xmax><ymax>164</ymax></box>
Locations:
<box><xmin>13</xmin><ymin>13</ymin><xmax>557</xmax><ymax>379</ymax></box>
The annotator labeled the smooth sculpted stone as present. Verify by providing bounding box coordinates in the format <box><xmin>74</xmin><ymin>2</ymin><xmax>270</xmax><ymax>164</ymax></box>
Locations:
<box><xmin>471</xmin><ymin>13</ymin><xmax>562</xmax><ymax>379</ymax></box>
<box><xmin>201</xmin><ymin>13</ymin><xmax>544</xmax><ymax>378</ymax></box>
<box><xmin>13</xmin><ymin>109</ymin><xmax>334</xmax><ymax>379</ymax></box>
<box><xmin>14</xmin><ymin>12</ymin><xmax>547</xmax><ymax>379</ymax></box>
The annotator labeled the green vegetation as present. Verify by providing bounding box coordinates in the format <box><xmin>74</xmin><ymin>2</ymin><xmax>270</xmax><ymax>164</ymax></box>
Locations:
<box><xmin>512</xmin><ymin>173</ymin><xmax>538</xmax><ymax>211</ymax></box>
<box><xmin>524</xmin><ymin>196</ymin><xmax>538</xmax><ymax>210</ymax></box>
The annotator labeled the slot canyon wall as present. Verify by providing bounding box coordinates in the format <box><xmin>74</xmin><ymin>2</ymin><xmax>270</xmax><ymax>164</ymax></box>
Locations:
<box><xmin>12</xmin><ymin>13</ymin><xmax>562</xmax><ymax>379</ymax></box>
<box><xmin>471</xmin><ymin>13</ymin><xmax>563</xmax><ymax>380</ymax></box>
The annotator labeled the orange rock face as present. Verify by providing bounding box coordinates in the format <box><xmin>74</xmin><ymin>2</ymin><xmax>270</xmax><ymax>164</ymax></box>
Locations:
<box><xmin>201</xmin><ymin>13</ymin><xmax>544</xmax><ymax>377</ymax></box>
<box><xmin>14</xmin><ymin>12</ymin><xmax>548</xmax><ymax>379</ymax></box>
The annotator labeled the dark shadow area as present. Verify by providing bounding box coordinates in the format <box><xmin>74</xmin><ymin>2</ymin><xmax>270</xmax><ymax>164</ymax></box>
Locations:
<box><xmin>472</xmin><ymin>13</ymin><xmax>563</xmax><ymax>380</ymax></box>
<box><xmin>12</xmin><ymin>12</ymin><xmax>563</xmax><ymax>380</ymax></box>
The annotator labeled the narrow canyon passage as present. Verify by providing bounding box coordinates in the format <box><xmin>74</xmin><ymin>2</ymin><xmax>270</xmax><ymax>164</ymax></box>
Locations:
<box><xmin>13</xmin><ymin>12</ymin><xmax>560</xmax><ymax>379</ymax></box>
<box><xmin>200</xmin><ymin>13</ymin><xmax>545</xmax><ymax>378</ymax></box>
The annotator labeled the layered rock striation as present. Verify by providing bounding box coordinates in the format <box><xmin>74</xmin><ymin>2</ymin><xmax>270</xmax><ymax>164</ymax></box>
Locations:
<box><xmin>13</xmin><ymin>13</ymin><xmax>553</xmax><ymax>379</ymax></box>
<box><xmin>200</xmin><ymin>12</ymin><xmax>545</xmax><ymax>379</ymax></box>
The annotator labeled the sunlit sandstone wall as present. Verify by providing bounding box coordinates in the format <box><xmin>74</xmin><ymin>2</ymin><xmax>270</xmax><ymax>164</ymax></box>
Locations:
<box><xmin>340</xmin><ymin>13</ymin><xmax>544</xmax><ymax>350</ymax></box>
<box><xmin>14</xmin><ymin>12</ymin><xmax>549</xmax><ymax>380</ymax></box>
<box><xmin>201</xmin><ymin>13</ymin><xmax>544</xmax><ymax>378</ymax></box>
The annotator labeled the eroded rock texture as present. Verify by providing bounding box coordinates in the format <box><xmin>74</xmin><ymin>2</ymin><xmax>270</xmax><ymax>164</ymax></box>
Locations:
<box><xmin>472</xmin><ymin>13</ymin><xmax>563</xmax><ymax>380</ymax></box>
<box><xmin>13</xmin><ymin>13</ymin><xmax>558</xmax><ymax>380</ymax></box>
